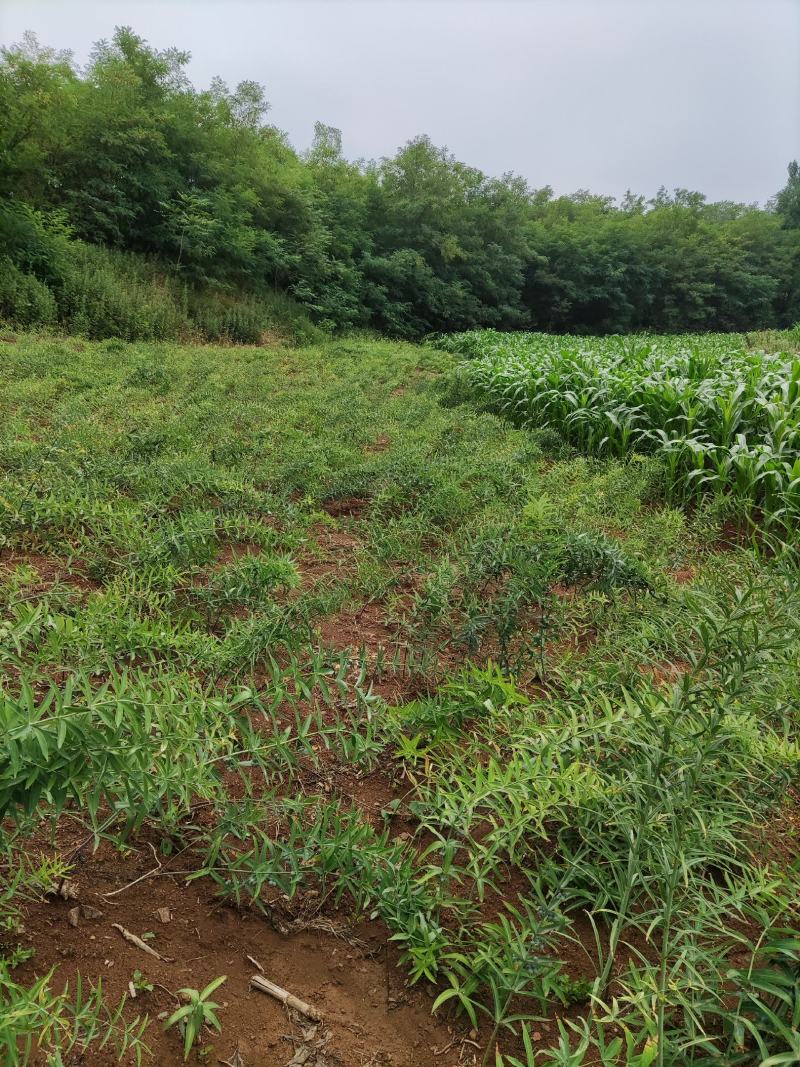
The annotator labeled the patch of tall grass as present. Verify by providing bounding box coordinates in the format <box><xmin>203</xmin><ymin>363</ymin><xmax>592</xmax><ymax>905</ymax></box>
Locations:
<box><xmin>0</xmin><ymin>240</ymin><xmax>319</xmax><ymax>345</ymax></box>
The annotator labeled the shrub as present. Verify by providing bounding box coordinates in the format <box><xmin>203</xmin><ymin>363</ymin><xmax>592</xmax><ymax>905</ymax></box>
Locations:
<box><xmin>0</xmin><ymin>256</ymin><xmax>57</xmax><ymax>327</ymax></box>
<box><xmin>0</xmin><ymin>228</ymin><xmax>319</xmax><ymax>345</ymax></box>
<box><xmin>56</xmin><ymin>243</ymin><xmax>187</xmax><ymax>341</ymax></box>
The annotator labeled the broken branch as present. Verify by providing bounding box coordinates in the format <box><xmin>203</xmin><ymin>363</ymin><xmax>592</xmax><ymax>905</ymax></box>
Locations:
<box><xmin>250</xmin><ymin>974</ymin><xmax>322</xmax><ymax>1021</ymax></box>
<box><xmin>112</xmin><ymin>923</ymin><xmax>173</xmax><ymax>962</ymax></box>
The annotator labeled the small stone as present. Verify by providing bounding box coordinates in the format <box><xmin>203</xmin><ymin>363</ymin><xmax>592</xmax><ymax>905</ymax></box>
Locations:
<box><xmin>532</xmin><ymin>1031</ymin><xmax>543</xmax><ymax>1041</ymax></box>
<box><xmin>67</xmin><ymin>907</ymin><xmax>80</xmax><ymax>928</ymax></box>
<box><xmin>155</xmin><ymin>907</ymin><xmax>171</xmax><ymax>924</ymax></box>
<box><xmin>469</xmin><ymin>1029</ymin><xmax>478</xmax><ymax>1041</ymax></box>
<box><xmin>81</xmin><ymin>904</ymin><xmax>104</xmax><ymax>920</ymax></box>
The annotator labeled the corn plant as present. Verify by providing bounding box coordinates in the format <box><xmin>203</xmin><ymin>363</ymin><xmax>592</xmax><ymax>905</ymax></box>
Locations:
<box><xmin>441</xmin><ymin>331</ymin><xmax>800</xmax><ymax>544</ymax></box>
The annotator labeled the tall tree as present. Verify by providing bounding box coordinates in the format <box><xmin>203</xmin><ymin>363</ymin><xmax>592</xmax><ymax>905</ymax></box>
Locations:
<box><xmin>775</xmin><ymin>161</ymin><xmax>800</xmax><ymax>229</ymax></box>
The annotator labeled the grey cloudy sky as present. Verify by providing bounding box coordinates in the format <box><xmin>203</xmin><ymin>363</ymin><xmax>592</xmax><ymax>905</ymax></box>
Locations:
<box><xmin>1</xmin><ymin>0</ymin><xmax>798</xmax><ymax>204</ymax></box>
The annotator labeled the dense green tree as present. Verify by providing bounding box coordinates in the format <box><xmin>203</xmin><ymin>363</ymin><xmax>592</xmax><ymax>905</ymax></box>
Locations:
<box><xmin>0</xmin><ymin>33</ymin><xmax>75</xmax><ymax>204</ymax></box>
<box><xmin>364</xmin><ymin>137</ymin><xmax>530</xmax><ymax>334</ymax></box>
<box><xmin>1</xmin><ymin>27</ymin><xmax>798</xmax><ymax>338</ymax></box>
<box><xmin>775</xmin><ymin>161</ymin><xmax>800</xmax><ymax>229</ymax></box>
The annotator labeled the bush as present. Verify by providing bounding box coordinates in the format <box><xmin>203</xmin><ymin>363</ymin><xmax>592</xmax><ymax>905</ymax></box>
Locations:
<box><xmin>56</xmin><ymin>243</ymin><xmax>187</xmax><ymax>341</ymax></box>
<box><xmin>0</xmin><ymin>238</ymin><xmax>320</xmax><ymax>345</ymax></box>
<box><xmin>189</xmin><ymin>290</ymin><xmax>270</xmax><ymax>344</ymax></box>
<box><xmin>0</xmin><ymin>256</ymin><xmax>58</xmax><ymax>327</ymax></box>
<box><xmin>189</xmin><ymin>287</ymin><xmax>322</xmax><ymax>346</ymax></box>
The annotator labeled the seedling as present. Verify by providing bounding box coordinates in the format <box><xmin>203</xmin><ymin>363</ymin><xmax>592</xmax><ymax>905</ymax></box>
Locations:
<box><xmin>131</xmin><ymin>970</ymin><xmax>153</xmax><ymax>995</ymax></box>
<box><xmin>164</xmin><ymin>975</ymin><xmax>226</xmax><ymax>1060</ymax></box>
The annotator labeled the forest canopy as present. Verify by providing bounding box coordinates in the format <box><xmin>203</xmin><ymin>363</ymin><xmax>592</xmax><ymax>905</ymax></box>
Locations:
<box><xmin>2</xmin><ymin>27</ymin><xmax>799</xmax><ymax>339</ymax></box>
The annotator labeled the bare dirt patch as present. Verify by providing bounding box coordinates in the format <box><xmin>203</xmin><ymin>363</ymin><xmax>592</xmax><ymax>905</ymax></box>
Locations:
<box><xmin>0</xmin><ymin>549</ymin><xmax>102</xmax><ymax>596</ymax></box>
<box><xmin>669</xmin><ymin>566</ymin><xmax>696</xmax><ymax>584</ymax></box>
<box><xmin>216</xmin><ymin>541</ymin><xmax>264</xmax><ymax>567</ymax></box>
<box><xmin>291</xmin><ymin>524</ymin><xmax>361</xmax><ymax>594</ymax></box>
<box><xmin>316</xmin><ymin>601</ymin><xmax>399</xmax><ymax>656</ymax></box>
<box><xmin>712</xmin><ymin>520</ymin><xmax>753</xmax><ymax>553</ymax></box>
<box><xmin>320</xmin><ymin>498</ymin><xmax>368</xmax><ymax>520</ymax></box>
<box><xmin>551</xmin><ymin>582</ymin><xmax>581</xmax><ymax>600</ymax></box>
<box><xmin>364</xmin><ymin>434</ymin><xmax>391</xmax><ymax>455</ymax></box>
<box><xmin>16</xmin><ymin>824</ymin><xmax>458</xmax><ymax>1067</ymax></box>
<box><xmin>311</xmin><ymin>527</ymin><xmax>360</xmax><ymax>555</ymax></box>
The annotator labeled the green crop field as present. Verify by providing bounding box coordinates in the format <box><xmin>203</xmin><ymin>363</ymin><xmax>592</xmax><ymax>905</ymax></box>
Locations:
<box><xmin>0</xmin><ymin>329</ymin><xmax>798</xmax><ymax>1066</ymax></box>
<box><xmin>435</xmin><ymin>329</ymin><xmax>800</xmax><ymax>543</ymax></box>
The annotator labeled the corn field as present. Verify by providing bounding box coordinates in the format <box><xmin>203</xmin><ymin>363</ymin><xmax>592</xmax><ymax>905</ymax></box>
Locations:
<box><xmin>436</xmin><ymin>330</ymin><xmax>800</xmax><ymax>542</ymax></box>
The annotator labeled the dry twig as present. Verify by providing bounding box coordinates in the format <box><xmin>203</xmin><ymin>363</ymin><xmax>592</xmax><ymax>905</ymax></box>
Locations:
<box><xmin>112</xmin><ymin>922</ymin><xmax>173</xmax><ymax>962</ymax></box>
<box><xmin>250</xmin><ymin>974</ymin><xmax>322</xmax><ymax>1021</ymax></box>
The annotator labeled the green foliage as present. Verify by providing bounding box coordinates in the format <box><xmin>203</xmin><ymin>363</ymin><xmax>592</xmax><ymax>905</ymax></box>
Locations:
<box><xmin>775</xmin><ymin>161</ymin><xmax>800</xmax><ymax>230</ymax></box>
<box><xmin>558</xmin><ymin>532</ymin><xmax>651</xmax><ymax>593</ymax></box>
<box><xmin>164</xmin><ymin>976</ymin><xmax>226</xmax><ymax>1061</ymax></box>
<box><xmin>0</xmin><ymin>675</ymin><xmax>269</xmax><ymax>830</ymax></box>
<box><xmin>0</xmin><ymin>966</ymin><xmax>148</xmax><ymax>1066</ymax></box>
<box><xmin>56</xmin><ymin>243</ymin><xmax>186</xmax><ymax>341</ymax></box>
<box><xmin>726</xmin><ymin>930</ymin><xmax>800</xmax><ymax>1064</ymax></box>
<box><xmin>131</xmin><ymin>970</ymin><xmax>154</xmax><ymax>996</ymax></box>
<box><xmin>405</xmin><ymin>524</ymin><xmax>649</xmax><ymax>677</ymax></box>
<box><xmin>0</xmin><ymin>218</ymin><xmax>319</xmax><ymax>343</ymax></box>
<box><xmin>1</xmin><ymin>29</ymin><xmax>799</xmax><ymax>339</ymax></box>
<box><xmin>0</xmin><ymin>257</ymin><xmax>58</xmax><ymax>328</ymax></box>
<box><xmin>444</xmin><ymin>330</ymin><xmax>800</xmax><ymax>540</ymax></box>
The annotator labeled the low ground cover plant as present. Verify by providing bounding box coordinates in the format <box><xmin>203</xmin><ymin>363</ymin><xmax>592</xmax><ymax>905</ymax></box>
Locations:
<box><xmin>0</xmin><ymin>330</ymin><xmax>797</xmax><ymax>1064</ymax></box>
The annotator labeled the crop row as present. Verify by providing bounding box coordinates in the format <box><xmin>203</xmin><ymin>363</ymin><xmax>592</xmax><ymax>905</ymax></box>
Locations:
<box><xmin>436</xmin><ymin>331</ymin><xmax>800</xmax><ymax>542</ymax></box>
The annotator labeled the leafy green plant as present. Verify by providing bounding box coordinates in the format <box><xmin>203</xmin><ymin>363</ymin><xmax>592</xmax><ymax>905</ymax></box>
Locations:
<box><xmin>726</xmin><ymin>929</ymin><xmax>800</xmax><ymax>1064</ymax></box>
<box><xmin>164</xmin><ymin>976</ymin><xmax>226</xmax><ymax>1061</ymax></box>
<box><xmin>131</xmin><ymin>970</ymin><xmax>154</xmax><ymax>996</ymax></box>
<box><xmin>0</xmin><ymin>966</ymin><xmax>148</xmax><ymax>1066</ymax></box>
<box><xmin>450</xmin><ymin>331</ymin><xmax>800</xmax><ymax>543</ymax></box>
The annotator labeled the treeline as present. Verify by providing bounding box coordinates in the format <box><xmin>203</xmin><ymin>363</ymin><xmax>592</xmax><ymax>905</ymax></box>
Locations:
<box><xmin>2</xmin><ymin>27</ymin><xmax>800</xmax><ymax>341</ymax></box>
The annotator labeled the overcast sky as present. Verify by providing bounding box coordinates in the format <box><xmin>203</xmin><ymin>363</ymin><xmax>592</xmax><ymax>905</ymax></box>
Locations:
<box><xmin>1</xmin><ymin>0</ymin><xmax>798</xmax><ymax>204</ymax></box>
